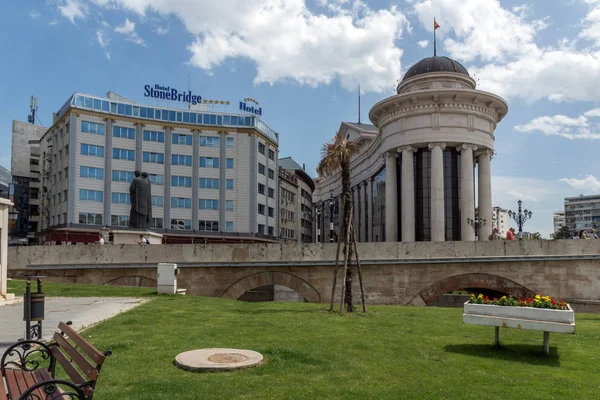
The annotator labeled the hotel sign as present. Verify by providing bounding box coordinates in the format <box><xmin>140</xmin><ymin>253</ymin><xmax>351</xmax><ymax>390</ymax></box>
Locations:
<box><xmin>239</xmin><ymin>97</ymin><xmax>262</xmax><ymax>116</ymax></box>
<box><xmin>144</xmin><ymin>84</ymin><xmax>202</xmax><ymax>105</ymax></box>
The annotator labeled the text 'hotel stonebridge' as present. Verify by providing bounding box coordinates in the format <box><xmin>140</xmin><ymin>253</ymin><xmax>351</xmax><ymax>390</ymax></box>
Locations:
<box><xmin>314</xmin><ymin>56</ymin><xmax>508</xmax><ymax>243</ymax></box>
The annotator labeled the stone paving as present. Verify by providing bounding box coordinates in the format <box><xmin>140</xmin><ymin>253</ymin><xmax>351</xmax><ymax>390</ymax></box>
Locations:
<box><xmin>0</xmin><ymin>297</ymin><xmax>148</xmax><ymax>354</ymax></box>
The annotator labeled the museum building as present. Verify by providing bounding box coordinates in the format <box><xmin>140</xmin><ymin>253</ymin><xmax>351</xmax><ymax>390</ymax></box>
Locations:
<box><xmin>313</xmin><ymin>56</ymin><xmax>508</xmax><ymax>242</ymax></box>
<box><xmin>38</xmin><ymin>91</ymin><xmax>281</xmax><ymax>243</ymax></box>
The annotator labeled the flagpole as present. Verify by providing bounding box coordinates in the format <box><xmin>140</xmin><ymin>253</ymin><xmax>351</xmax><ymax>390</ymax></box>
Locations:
<box><xmin>434</xmin><ymin>17</ymin><xmax>437</xmax><ymax>56</ymax></box>
<box><xmin>358</xmin><ymin>84</ymin><xmax>361</xmax><ymax>124</ymax></box>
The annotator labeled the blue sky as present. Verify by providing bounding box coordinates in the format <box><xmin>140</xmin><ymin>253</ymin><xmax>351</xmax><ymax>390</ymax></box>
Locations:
<box><xmin>1</xmin><ymin>0</ymin><xmax>600</xmax><ymax>237</ymax></box>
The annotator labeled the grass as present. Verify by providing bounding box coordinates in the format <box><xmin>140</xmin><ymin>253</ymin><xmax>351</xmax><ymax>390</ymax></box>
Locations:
<box><xmin>6</xmin><ymin>279</ymin><xmax>156</xmax><ymax>297</ymax></box>
<box><xmin>54</xmin><ymin>295</ymin><xmax>600</xmax><ymax>400</ymax></box>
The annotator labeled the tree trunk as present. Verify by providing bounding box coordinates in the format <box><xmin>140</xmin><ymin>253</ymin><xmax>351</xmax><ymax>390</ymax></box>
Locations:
<box><xmin>328</xmin><ymin>240</ymin><xmax>342</xmax><ymax>311</ymax></box>
<box><xmin>339</xmin><ymin>204</ymin><xmax>352</xmax><ymax>313</ymax></box>
<box><xmin>340</xmin><ymin>160</ymin><xmax>353</xmax><ymax>311</ymax></box>
<box><xmin>352</xmin><ymin>227</ymin><xmax>367</xmax><ymax>312</ymax></box>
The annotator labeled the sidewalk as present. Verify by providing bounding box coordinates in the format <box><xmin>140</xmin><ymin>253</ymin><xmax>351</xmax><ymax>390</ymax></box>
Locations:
<box><xmin>0</xmin><ymin>297</ymin><xmax>148</xmax><ymax>353</ymax></box>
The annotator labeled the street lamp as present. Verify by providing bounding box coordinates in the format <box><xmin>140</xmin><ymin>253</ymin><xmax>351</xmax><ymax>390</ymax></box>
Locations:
<box><xmin>508</xmin><ymin>200</ymin><xmax>532</xmax><ymax>240</ymax></box>
<box><xmin>329</xmin><ymin>189</ymin><xmax>334</xmax><ymax>243</ymax></box>
<box><xmin>467</xmin><ymin>217</ymin><xmax>486</xmax><ymax>240</ymax></box>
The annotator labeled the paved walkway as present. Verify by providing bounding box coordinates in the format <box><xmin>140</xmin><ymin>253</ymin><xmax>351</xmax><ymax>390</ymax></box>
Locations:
<box><xmin>0</xmin><ymin>297</ymin><xmax>148</xmax><ymax>353</ymax></box>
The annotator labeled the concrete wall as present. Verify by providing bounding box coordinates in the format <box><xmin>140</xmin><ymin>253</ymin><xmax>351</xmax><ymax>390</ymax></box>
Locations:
<box><xmin>11</xmin><ymin>121</ymin><xmax>46</xmax><ymax>178</ymax></box>
<box><xmin>7</xmin><ymin>240</ymin><xmax>600</xmax><ymax>307</ymax></box>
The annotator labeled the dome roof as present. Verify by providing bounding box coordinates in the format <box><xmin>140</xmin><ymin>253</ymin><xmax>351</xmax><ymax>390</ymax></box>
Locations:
<box><xmin>402</xmin><ymin>56</ymin><xmax>469</xmax><ymax>82</ymax></box>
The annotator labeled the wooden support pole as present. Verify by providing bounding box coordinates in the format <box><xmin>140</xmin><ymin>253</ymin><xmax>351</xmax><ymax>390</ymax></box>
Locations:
<box><xmin>352</xmin><ymin>226</ymin><xmax>367</xmax><ymax>313</ymax></box>
<box><xmin>339</xmin><ymin>205</ymin><xmax>353</xmax><ymax>314</ymax></box>
<box><xmin>328</xmin><ymin>239</ymin><xmax>342</xmax><ymax>311</ymax></box>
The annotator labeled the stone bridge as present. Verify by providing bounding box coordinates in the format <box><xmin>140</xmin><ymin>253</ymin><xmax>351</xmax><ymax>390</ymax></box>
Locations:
<box><xmin>7</xmin><ymin>241</ymin><xmax>600</xmax><ymax>307</ymax></box>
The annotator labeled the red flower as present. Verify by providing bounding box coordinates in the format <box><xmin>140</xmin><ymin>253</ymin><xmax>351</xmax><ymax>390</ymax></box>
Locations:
<box><xmin>551</xmin><ymin>299</ymin><xmax>556</xmax><ymax>305</ymax></box>
<box><xmin>485</xmin><ymin>296</ymin><xmax>490</xmax><ymax>301</ymax></box>
<box><xmin>493</xmin><ymin>298</ymin><xmax>498</xmax><ymax>301</ymax></box>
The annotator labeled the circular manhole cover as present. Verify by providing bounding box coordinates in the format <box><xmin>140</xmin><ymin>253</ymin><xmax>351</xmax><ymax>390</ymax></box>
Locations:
<box><xmin>175</xmin><ymin>348</ymin><xmax>263</xmax><ymax>372</ymax></box>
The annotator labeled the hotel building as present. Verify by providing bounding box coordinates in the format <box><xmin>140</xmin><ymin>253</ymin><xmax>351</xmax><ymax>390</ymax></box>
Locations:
<box><xmin>314</xmin><ymin>56</ymin><xmax>508</xmax><ymax>242</ymax></box>
<box><xmin>38</xmin><ymin>91</ymin><xmax>280</xmax><ymax>243</ymax></box>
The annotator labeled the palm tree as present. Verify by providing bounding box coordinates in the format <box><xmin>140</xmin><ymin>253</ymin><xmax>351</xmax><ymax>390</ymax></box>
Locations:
<box><xmin>317</xmin><ymin>131</ymin><xmax>362</xmax><ymax>312</ymax></box>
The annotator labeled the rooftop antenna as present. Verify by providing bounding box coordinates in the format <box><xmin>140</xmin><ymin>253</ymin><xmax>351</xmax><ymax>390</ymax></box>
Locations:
<box><xmin>28</xmin><ymin>96</ymin><xmax>38</xmax><ymax>124</ymax></box>
<box><xmin>358</xmin><ymin>84</ymin><xmax>361</xmax><ymax>124</ymax></box>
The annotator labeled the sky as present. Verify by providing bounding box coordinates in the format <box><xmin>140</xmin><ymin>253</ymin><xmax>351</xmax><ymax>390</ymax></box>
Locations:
<box><xmin>1</xmin><ymin>0</ymin><xmax>600</xmax><ymax>238</ymax></box>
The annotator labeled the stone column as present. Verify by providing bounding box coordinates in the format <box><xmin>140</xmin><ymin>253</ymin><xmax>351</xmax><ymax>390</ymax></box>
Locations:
<box><xmin>478</xmin><ymin>149</ymin><xmax>493</xmax><ymax>241</ymax></box>
<box><xmin>353</xmin><ymin>186</ymin><xmax>359</xmax><ymax>239</ymax></box>
<box><xmin>360</xmin><ymin>181</ymin><xmax>367</xmax><ymax>242</ymax></box>
<box><xmin>459</xmin><ymin>144</ymin><xmax>477</xmax><ymax>241</ymax></box>
<box><xmin>385</xmin><ymin>152</ymin><xmax>398</xmax><ymax>242</ymax></box>
<box><xmin>428</xmin><ymin>143</ymin><xmax>446</xmax><ymax>242</ymax></box>
<box><xmin>400</xmin><ymin>146</ymin><xmax>416</xmax><ymax>242</ymax></box>
<box><xmin>367</xmin><ymin>178</ymin><xmax>373</xmax><ymax>242</ymax></box>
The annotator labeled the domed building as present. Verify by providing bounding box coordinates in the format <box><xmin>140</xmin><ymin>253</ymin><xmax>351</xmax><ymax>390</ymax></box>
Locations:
<box><xmin>314</xmin><ymin>55</ymin><xmax>508</xmax><ymax>242</ymax></box>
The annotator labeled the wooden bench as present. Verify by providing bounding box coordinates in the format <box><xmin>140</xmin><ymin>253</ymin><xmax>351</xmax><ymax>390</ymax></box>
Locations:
<box><xmin>0</xmin><ymin>321</ymin><xmax>111</xmax><ymax>400</ymax></box>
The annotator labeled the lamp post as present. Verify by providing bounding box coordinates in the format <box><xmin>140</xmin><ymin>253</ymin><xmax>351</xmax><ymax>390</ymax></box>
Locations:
<box><xmin>467</xmin><ymin>217</ymin><xmax>486</xmax><ymax>240</ymax></box>
<box><xmin>508</xmin><ymin>200</ymin><xmax>532</xmax><ymax>240</ymax></box>
<box><xmin>329</xmin><ymin>190</ymin><xmax>334</xmax><ymax>243</ymax></box>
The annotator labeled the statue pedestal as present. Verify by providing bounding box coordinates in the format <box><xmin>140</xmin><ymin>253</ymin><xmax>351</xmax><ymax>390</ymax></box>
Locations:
<box><xmin>112</xmin><ymin>230</ymin><xmax>163</xmax><ymax>245</ymax></box>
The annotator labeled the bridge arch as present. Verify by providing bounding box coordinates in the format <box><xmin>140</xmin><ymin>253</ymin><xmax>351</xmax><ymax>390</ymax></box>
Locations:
<box><xmin>407</xmin><ymin>273</ymin><xmax>535</xmax><ymax>306</ymax></box>
<box><xmin>221</xmin><ymin>271</ymin><xmax>321</xmax><ymax>303</ymax></box>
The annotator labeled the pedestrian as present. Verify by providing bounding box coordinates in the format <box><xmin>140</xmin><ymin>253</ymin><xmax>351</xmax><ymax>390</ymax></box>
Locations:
<box><xmin>139</xmin><ymin>234</ymin><xmax>149</xmax><ymax>245</ymax></box>
<box><xmin>492</xmin><ymin>228</ymin><xmax>501</xmax><ymax>240</ymax></box>
<box><xmin>98</xmin><ymin>234</ymin><xmax>105</xmax><ymax>245</ymax></box>
<box><xmin>591</xmin><ymin>229</ymin><xmax>599</xmax><ymax>239</ymax></box>
<box><xmin>506</xmin><ymin>227</ymin><xmax>515</xmax><ymax>240</ymax></box>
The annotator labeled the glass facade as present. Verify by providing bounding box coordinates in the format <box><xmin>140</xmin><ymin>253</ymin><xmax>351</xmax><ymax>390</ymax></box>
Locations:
<box><xmin>64</xmin><ymin>93</ymin><xmax>278</xmax><ymax>144</ymax></box>
<box><xmin>443</xmin><ymin>149</ymin><xmax>461</xmax><ymax>241</ymax></box>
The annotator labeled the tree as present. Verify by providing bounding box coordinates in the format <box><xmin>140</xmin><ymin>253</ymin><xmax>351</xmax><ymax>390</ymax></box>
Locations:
<box><xmin>317</xmin><ymin>131</ymin><xmax>366</xmax><ymax>313</ymax></box>
<box><xmin>553</xmin><ymin>225</ymin><xmax>571</xmax><ymax>240</ymax></box>
<box><xmin>531</xmin><ymin>232</ymin><xmax>543</xmax><ymax>240</ymax></box>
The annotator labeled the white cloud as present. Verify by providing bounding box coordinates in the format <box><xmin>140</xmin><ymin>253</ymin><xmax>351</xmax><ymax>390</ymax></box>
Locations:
<box><xmin>29</xmin><ymin>10</ymin><xmax>42</xmax><ymax>19</ymax></box>
<box><xmin>154</xmin><ymin>25</ymin><xmax>168</xmax><ymax>35</ymax></box>
<box><xmin>90</xmin><ymin>0</ymin><xmax>411</xmax><ymax>92</ymax></box>
<box><xmin>411</xmin><ymin>0</ymin><xmax>546</xmax><ymax>62</ymax></box>
<box><xmin>507</xmin><ymin>190</ymin><xmax>537</xmax><ymax>203</ymax></box>
<box><xmin>560</xmin><ymin>175</ymin><xmax>600</xmax><ymax>192</ymax></box>
<box><xmin>514</xmin><ymin>110</ymin><xmax>600</xmax><ymax>140</ymax></box>
<box><xmin>96</xmin><ymin>29</ymin><xmax>109</xmax><ymax>47</ymax></box>
<box><xmin>57</xmin><ymin>0</ymin><xmax>87</xmax><ymax>24</ymax></box>
<box><xmin>417</xmin><ymin>40</ymin><xmax>428</xmax><ymax>48</ymax></box>
<box><xmin>115</xmin><ymin>18</ymin><xmax>145</xmax><ymax>46</ymax></box>
<box><xmin>49</xmin><ymin>20</ymin><xmax>59</xmax><ymax>26</ymax></box>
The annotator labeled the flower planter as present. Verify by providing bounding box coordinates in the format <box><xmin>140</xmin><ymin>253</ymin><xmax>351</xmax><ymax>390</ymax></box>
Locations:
<box><xmin>464</xmin><ymin>301</ymin><xmax>575</xmax><ymax>324</ymax></box>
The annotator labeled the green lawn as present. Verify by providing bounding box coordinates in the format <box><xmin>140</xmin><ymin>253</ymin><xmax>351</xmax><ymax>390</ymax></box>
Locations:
<box><xmin>58</xmin><ymin>295</ymin><xmax>600</xmax><ymax>400</ymax></box>
<box><xmin>7</xmin><ymin>279</ymin><xmax>156</xmax><ymax>297</ymax></box>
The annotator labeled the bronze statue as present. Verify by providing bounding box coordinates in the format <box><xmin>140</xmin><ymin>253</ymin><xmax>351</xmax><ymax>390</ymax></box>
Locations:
<box><xmin>129</xmin><ymin>170</ymin><xmax>152</xmax><ymax>229</ymax></box>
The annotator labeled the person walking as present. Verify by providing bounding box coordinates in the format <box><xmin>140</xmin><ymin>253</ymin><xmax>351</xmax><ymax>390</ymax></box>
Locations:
<box><xmin>506</xmin><ymin>228</ymin><xmax>515</xmax><ymax>240</ymax></box>
<box><xmin>139</xmin><ymin>235</ymin><xmax>149</xmax><ymax>245</ymax></box>
<box><xmin>98</xmin><ymin>234</ymin><xmax>105</xmax><ymax>245</ymax></box>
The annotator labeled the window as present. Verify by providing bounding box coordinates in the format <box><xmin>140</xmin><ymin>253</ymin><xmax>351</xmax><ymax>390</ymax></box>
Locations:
<box><xmin>65</xmin><ymin>167</ymin><xmax>69</xmax><ymax>179</ymax></box>
<box><xmin>112</xmin><ymin>170</ymin><xmax>134</xmax><ymax>182</ymax></box>
<box><xmin>268</xmin><ymin>169</ymin><xmax>275</xmax><ymax>179</ymax></box>
<box><xmin>258</xmin><ymin>204</ymin><xmax>265</xmax><ymax>215</ymax></box>
<box><xmin>152</xmin><ymin>196</ymin><xmax>164</xmax><ymax>207</ymax></box>
<box><xmin>143</xmin><ymin>130</ymin><xmax>165</xmax><ymax>143</ymax></box>
<box><xmin>79</xmin><ymin>212</ymin><xmax>102</xmax><ymax>225</ymax></box>
<box><xmin>258</xmin><ymin>163</ymin><xmax>265</xmax><ymax>175</ymax></box>
<box><xmin>113</xmin><ymin>126</ymin><xmax>135</xmax><ymax>139</ymax></box>
<box><xmin>199</xmin><ymin>199</ymin><xmax>219</xmax><ymax>210</ymax></box>
<box><xmin>226</xmin><ymin>200</ymin><xmax>234</xmax><ymax>211</ymax></box>
<box><xmin>57</xmin><ymin>192</ymin><xmax>61</xmax><ymax>203</ymax></box>
<box><xmin>79</xmin><ymin>189</ymin><xmax>103</xmax><ymax>202</ymax></box>
<box><xmin>64</xmin><ymin>190</ymin><xmax>68</xmax><ymax>202</ymax></box>
<box><xmin>171</xmin><ymin>219</ymin><xmax>192</xmax><ymax>230</ymax></box>
<box><xmin>80</xmin><ymin>144</ymin><xmax>105</xmax><ymax>157</ymax></box>
<box><xmin>198</xmin><ymin>220</ymin><xmax>219</xmax><ymax>231</ymax></box>
<box><xmin>226</xmin><ymin>138</ymin><xmax>234</xmax><ymax>148</ymax></box>
<box><xmin>268</xmin><ymin>149</ymin><xmax>275</xmax><ymax>160</ymax></box>
<box><xmin>80</xmin><ymin>166</ymin><xmax>104</xmax><ymax>180</ymax></box>
<box><xmin>81</xmin><ymin>121</ymin><xmax>105</xmax><ymax>135</ymax></box>
<box><xmin>258</xmin><ymin>224</ymin><xmax>265</xmax><ymax>234</ymax></box>
<box><xmin>258</xmin><ymin>143</ymin><xmax>266</xmax><ymax>154</ymax></box>
<box><xmin>258</xmin><ymin>183</ymin><xmax>265</xmax><ymax>195</ymax></box>
<box><xmin>226</xmin><ymin>158</ymin><xmax>234</xmax><ymax>169</ymax></box>
<box><xmin>199</xmin><ymin>178</ymin><xmax>219</xmax><ymax>189</ymax></box>
<box><xmin>171</xmin><ymin>176</ymin><xmax>192</xmax><ymax>187</ymax></box>
<box><xmin>173</xmin><ymin>133</ymin><xmax>192</xmax><ymax>145</ymax></box>
<box><xmin>172</xmin><ymin>154</ymin><xmax>192</xmax><ymax>166</ymax></box>
<box><xmin>171</xmin><ymin>197</ymin><xmax>192</xmax><ymax>209</ymax></box>
<box><xmin>111</xmin><ymin>215</ymin><xmax>130</xmax><ymax>227</ymax></box>
<box><xmin>226</xmin><ymin>179</ymin><xmax>234</xmax><ymax>190</ymax></box>
<box><xmin>226</xmin><ymin>221</ymin><xmax>234</xmax><ymax>232</ymax></box>
<box><xmin>268</xmin><ymin>187</ymin><xmax>274</xmax><ymax>198</ymax></box>
<box><xmin>268</xmin><ymin>207</ymin><xmax>274</xmax><ymax>217</ymax></box>
<box><xmin>111</xmin><ymin>192</ymin><xmax>130</xmax><ymax>204</ymax></box>
<box><xmin>58</xmin><ymin>171</ymin><xmax>62</xmax><ymax>181</ymax></box>
<box><xmin>65</xmin><ymin>145</ymin><xmax>69</xmax><ymax>156</ymax></box>
<box><xmin>113</xmin><ymin>148</ymin><xmax>135</xmax><ymax>161</ymax></box>
<box><xmin>199</xmin><ymin>157</ymin><xmax>219</xmax><ymax>168</ymax></box>
<box><xmin>268</xmin><ymin>226</ymin><xmax>274</xmax><ymax>236</ymax></box>
<box><xmin>199</xmin><ymin>136</ymin><xmax>220</xmax><ymax>147</ymax></box>
<box><xmin>149</xmin><ymin>174</ymin><xmax>164</xmax><ymax>185</ymax></box>
<box><xmin>150</xmin><ymin>217</ymin><xmax>164</xmax><ymax>229</ymax></box>
<box><xmin>143</xmin><ymin>151</ymin><xmax>164</xmax><ymax>164</ymax></box>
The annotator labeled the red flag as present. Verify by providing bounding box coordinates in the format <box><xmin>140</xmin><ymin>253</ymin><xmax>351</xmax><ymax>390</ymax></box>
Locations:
<box><xmin>434</xmin><ymin>19</ymin><xmax>440</xmax><ymax>30</ymax></box>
